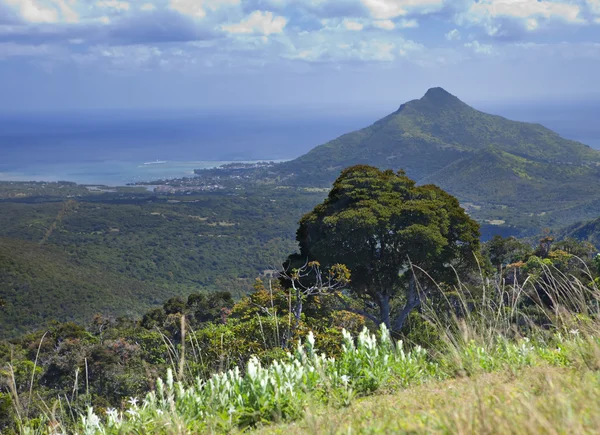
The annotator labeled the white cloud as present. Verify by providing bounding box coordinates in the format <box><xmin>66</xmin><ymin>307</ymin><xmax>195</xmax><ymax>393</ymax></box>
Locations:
<box><xmin>9</xmin><ymin>0</ymin><xmax>59</xmax><ymax>23</ymax></box>
<box><xmin>360</xmin><ymin>0</ymin><xmax>445</xmax><ymax>19</ymax></box>
<box><xmin>372</xmin><ymin>19</ymin><xmax>395</xmax><ymax>30</ymax></box>
<box><xmin>4</xmin><ymin>0</ymin><xmax>79</xmax><ymax>23</ymax></box>
<box><xmin>286</xmin><ymin>38</ymin><xmax>398</xmax><ymax>62</ymax></box>
<box><xmin>588</xmin><ymin>0</ymin><xmax>600</xmax><ymax>14</ymax></box>
<box><xmin>53</xmin><ymin>0</ymin><xmax>78</xmax><ymax>22</ymax></box>
<box><xmin>458</xmin><ymin>0</ymin><xmax>584</xmax><ymax>34</ymax></box>
<box><xmin>222</xmin><ymin>11</ymin><xmax>287</xmax><ymax>36</ymax></box>
<box><xmin>465</xmin><ymin>40</ymin><xmax>493</xmax><ymax>55</ymax></box>
<box><xmin>140</xmin><ymin>3</ymin><xmax>155</xmax><ymax>11</ymax></box>
<box><xmin>399</xmin><ymin>18</ymin><xmax>418</xmax><ymax>28</ymax></box>
<box><xmin>96</xmin><ymin>1</ymin><xmax>130</xmax><ymax>12</ymax></box>
<box><xmin>445</xmin><ymin>28</ymin><xmax>461</xmax><ymax>41</ymax></box>
<box><xmin>169</xmin><ymin>0</ymin><xmax>206</xmax><ymax>18</ymax></box>
<box><xmin>525</xmin><ymin>18</ymin><xmax>538</xmax><ymax>30</ymax></box>
<box><xmin>169</xmin><ymin>0</ymin><xmax>240</xmax><ymax>19</ymax></box>
<box><xmin>397</xmin><ymin>39</ymin><xmax>423</xmax><ymax>56</ymax></box>
<box><xmin>343</xmin><ymin>19</ymin><xmax>364</xmax><ymax>31</ymax></box>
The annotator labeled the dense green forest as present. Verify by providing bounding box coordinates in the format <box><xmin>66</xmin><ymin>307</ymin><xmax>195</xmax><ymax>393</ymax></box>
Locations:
<box><xmin>0</xmin><ymin>182</ymin><xmax>325</xmax><ymax>337</ymax></box>
<box><xmin>2</xmin><ymin>167</ymin><xmax>600</xmax><ymax>434</ymax></box>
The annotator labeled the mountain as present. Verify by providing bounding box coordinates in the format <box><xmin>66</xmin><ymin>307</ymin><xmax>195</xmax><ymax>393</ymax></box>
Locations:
<box><xmin>274</xmin><ymin>88</ymin><xmax>600</xmax><ymax>236</ymax></box>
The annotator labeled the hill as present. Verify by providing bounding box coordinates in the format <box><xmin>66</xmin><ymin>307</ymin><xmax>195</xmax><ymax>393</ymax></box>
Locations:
<box><xmin>0</xmin><ymin>237</ymin><xmax>175</xmax><ymax>338</ymax></box>
<box><xmin>270</xmin><ymin>88</ymin><xmax>600</xmax><ymax>236</ymax></box>
<box><xmin>559</xmin><ymin>216</ymin><xmax>600</xmax><ymax>248</ymax></box>
<box><xmin>0</xmin><ymin>187</ymin><xmax>322</xmax><ymax>337</ymax></box>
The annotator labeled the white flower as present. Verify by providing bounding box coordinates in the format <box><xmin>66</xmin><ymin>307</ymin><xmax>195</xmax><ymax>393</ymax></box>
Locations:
<box><xmin>307</xmin><ymin>331</ymin><xmax>315</xmax><ymax>348</ymax></box>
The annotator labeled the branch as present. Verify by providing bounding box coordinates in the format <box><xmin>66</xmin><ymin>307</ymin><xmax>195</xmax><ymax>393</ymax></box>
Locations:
<box><xmin>334</xmin><ymin>293</ymin><xmax>379</xmax><ymax>325</ymax></box>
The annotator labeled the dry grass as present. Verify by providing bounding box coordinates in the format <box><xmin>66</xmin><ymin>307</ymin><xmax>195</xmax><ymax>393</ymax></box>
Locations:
<box><xmin>256</xmin><ymin>366</ymin><xmax>600</xmax><ymax>435</ymax></box>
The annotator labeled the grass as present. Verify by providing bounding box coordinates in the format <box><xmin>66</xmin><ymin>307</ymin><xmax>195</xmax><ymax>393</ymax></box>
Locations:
<box><xmin>258</xmin><ymin>366</ymin><xmax>600</xmax><ymax>434</ymax></box>
<box><xmin>38</xmin><ymin>328</ymin><xmax>600</xmax><ymax>434</ymax></box>
<box><xmin>11</xmin><ymin>264</ymin><xmax>600</xmax><ymax>434</ymax></box>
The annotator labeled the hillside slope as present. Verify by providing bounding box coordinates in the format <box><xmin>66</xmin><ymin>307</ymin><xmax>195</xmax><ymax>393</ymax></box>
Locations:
<box><xmin>0</xmin><ymin>237</ymin><xmax>174</xmax><ymax>338</ymax></box>
<box><xmin>560</xmin><ymin>216</ymin><xmax>600</xmax><ymax>248</ymax></box>
<box><xmin>274</xmin><ymin>88</ymin><xmax>600</xmax><ymax>234</ymax></box>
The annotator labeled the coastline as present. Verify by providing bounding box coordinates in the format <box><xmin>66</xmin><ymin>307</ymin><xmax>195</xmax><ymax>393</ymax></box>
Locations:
<box><xmin>0</xmin><ymin>159</ymin><xmax>288</xmax><ymax>187</ymax></box>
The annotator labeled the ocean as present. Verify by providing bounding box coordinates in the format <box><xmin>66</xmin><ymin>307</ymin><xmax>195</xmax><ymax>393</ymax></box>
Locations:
<box><xmin>1</xmin><ymin>103</ymin><xmax>599</xmax><ymax>186</ymax></box>
<box><xmin>0</xmin><ymin>108</ymin><xmax>382</xmax><ymax>186</ymax></box>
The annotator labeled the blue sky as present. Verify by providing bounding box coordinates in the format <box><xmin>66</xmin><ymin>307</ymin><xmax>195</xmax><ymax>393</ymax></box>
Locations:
<box><xmin>1</xmin><ymin>0</ymin><xmax>600</xmax><ymax>111</ymax></box>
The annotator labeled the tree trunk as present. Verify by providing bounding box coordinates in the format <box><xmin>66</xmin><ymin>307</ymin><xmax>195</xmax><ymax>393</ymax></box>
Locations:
<box><xmin>392</xmin><ymin>275</ymin><xmax>421</xmax><ymax>332</ymax></box>
<box><xmin>293</xmin><ymin>287</ymin><xmax>302</xmax><ymax>329</ymax></box>
<box><xmin>378</xmin><ymin>292</ymin><xmax>391</xmax><ymax>330</ymax></box>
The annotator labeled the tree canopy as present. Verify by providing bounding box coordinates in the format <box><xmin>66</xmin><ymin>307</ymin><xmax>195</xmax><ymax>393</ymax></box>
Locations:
<box><xmin>295</xmin><ymin>165</ymin><xmax>481</xmax><ymax>331</ymax></box>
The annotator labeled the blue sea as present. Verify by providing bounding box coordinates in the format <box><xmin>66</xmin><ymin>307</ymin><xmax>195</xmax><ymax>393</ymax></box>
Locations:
<box><xmin>1</xmin><ymin>103</ymin><xmax>599</xmax><ymax>186</ymax></box>
<box><xmin>0</xmin><ymin>108</ymin><xmax>383</xmax><ymax>186</ymax></box>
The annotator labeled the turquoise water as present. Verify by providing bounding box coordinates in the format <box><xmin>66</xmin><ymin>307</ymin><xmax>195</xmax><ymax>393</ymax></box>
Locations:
<box><xmin>0</xmin><ymin>160</ymin><xmax>280</xmax><ymax>186</ymax></box>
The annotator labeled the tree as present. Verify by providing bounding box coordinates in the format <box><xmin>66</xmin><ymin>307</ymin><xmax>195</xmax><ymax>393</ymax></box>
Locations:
<box><xmin>281</xmin><ymin>260</ymin><xmax>350</xmax><ymax>329</ymax></box>
<box><xmin>483</xmin><ymin>235</ymin><xmax>533</xmax><ymax>271</ymax></box>
<box><xmin>295</xmin><ymin>165</ymin><xmax>480</xmax><ymax>332</ymax></box>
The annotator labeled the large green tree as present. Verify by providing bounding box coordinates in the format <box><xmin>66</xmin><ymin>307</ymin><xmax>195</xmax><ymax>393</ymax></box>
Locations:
<box><xmin>295</xmin><ymin>165</ymin><xmax>481</xmax><ymax>331</ymax></box>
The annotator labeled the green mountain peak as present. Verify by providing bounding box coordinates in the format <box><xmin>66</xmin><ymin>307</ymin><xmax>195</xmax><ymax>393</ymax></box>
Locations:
<box><xmin>276</xmin><ymin>88</ymin><xmax>600</xmax><ymax>236</ymax></box>
<box><xmin>396</xmin><ymin>87</ymin><xmax>466</xmax><ymax>114</ymax></box>
<box><xmin>422</xmin><ymin>87</ymin><xmax>459</xmax><ymax>102</ymax></box>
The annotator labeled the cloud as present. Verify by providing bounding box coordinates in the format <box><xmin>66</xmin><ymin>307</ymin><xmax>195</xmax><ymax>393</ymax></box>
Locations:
<box><xmin>5</xmin><ymin>0</ymin><xmax>61</xmax><ymax>23</ymax></box>
<box><xmin>107</xmin><ymin>9</ymin><xmax>218</xmax><ymax>44</ymax></box>
<box><xmin>169</xmin><ymin>0</ymin><xmax>206</xmax><ymax>19</ymax></box>
<box><xmin>168</xmin><ymin>0</ymin><xmax>240</xmax><ymax>19</ymax></box>
<box><xmin>222</xmin><ymin>10</ymin><xmax>287</xmax><ymax>35</ymax></box>
<box><xmin>445</xmin><ymin>28</ymin><xmax>460</xmax><ymax>41</ymax></box>
<box><xmin>372</xmin><ymin>19</ymin><xmax>394</xmax><ymax>30</ymax></box>
<box><xmin>0</xmin><ymin>7</ymin><xmax>219</xmax><ymax>46</ymax></box>
<box><xmin>343</xmin><ymin>19</ymin><xmax>363</xmax><ymax>31</ymax></box>
<box><xmin>464</xmin><ymin>40</ymin><xmax>493</xmax><ymax>55</ymax></box>
<box><xmin>96</xmin><ymin>1</ymin><xmax>130</xmax><ymax>12</ymax></box>
<box><xmin>360</xmin><ymin>0</ymin><xmax>445</xmax><ymax>19</ymax></box>
<box><xmin>285</xmin><ymin>39</ymin><xmax>398</xmax><ymax>62</ymax></box>
<box><xmin>398</xmin><ymin>18</ymin><xmax>418</xmax><ymax>28</ymax></box>
<box><xmin>457</xmin><ymin>0</ymin><xmax>585</xmax><ymax>36</ymax></box>
<box><xmin>0</xmin><ymin>0</ymin><xmax>599</xmax><ymax>78</ymax></box>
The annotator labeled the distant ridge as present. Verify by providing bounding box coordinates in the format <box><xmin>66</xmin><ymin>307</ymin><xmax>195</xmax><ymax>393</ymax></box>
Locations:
<box><xmin>274</xmin><ymin>87</ymin><xmax>600</xmax><ymax>236</ymax></box>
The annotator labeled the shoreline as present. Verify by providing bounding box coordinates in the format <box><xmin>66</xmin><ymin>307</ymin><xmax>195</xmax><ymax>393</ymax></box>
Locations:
<box><xmin>0</xmin><ymin>159</ymin><xmax>288</xmax><ymax>187</ymax></box>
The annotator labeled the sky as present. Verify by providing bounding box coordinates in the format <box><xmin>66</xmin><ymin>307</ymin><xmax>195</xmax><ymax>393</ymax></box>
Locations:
<box><xmin>1</xmin><ymin>0</ymin><xmax>600</xmax><ymax>111</ymax></box>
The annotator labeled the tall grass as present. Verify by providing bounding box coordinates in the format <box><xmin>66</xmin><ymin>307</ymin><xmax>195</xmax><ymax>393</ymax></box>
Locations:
<box><xmin>13</xmin><ymin>264</ymin><xmax>600</xmax><ymax>434</ymax></box>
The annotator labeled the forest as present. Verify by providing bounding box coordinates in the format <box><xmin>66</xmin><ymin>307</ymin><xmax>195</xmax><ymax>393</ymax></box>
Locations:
<box><xmin>0</xmin><ymin>182</ymin><xmax>325</xmax><ymax>337</ymax></box>
<box><xmin>2</xmin><ymin>166</ymin><xmax>600</xmax><ymax>433</ymax></box>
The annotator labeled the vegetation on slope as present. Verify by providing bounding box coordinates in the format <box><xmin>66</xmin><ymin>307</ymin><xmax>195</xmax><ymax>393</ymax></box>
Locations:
<box><xmin>260</xmin><ymin>367</ymin><xmax>600</xmax><ymax>435</ymax></box>
<box><xmin>0</xmin><ymin>238</ymin><xmax>174</xmax><ymax>338</ymax></box>
<box><xmin>252</xmin><ymin>88</ymin><xmax>600</xmax><ymax>234</ymax></box>
<box><xmin>560</xmin><ymin>215</ymin><xmax>600</xmax><ymax>249</ymax></box>
<box><xmin>282</xmin><ymin>88</ymin><xmax>600</xmax><ymax>183</ymax></box>
<box><xmin>0</xmin><ymin>187</ymin><xmax>324</xmax><ymax>337</ymax></box>
<box><xmin>2</xmin><ymin>188</ymin><xmax>600</xmax><ymax>433</ymax></box>
<box><xmin>5</xmin><ymin>259</ymin><xmax>600</xmax><ymax>434</ymax></box>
